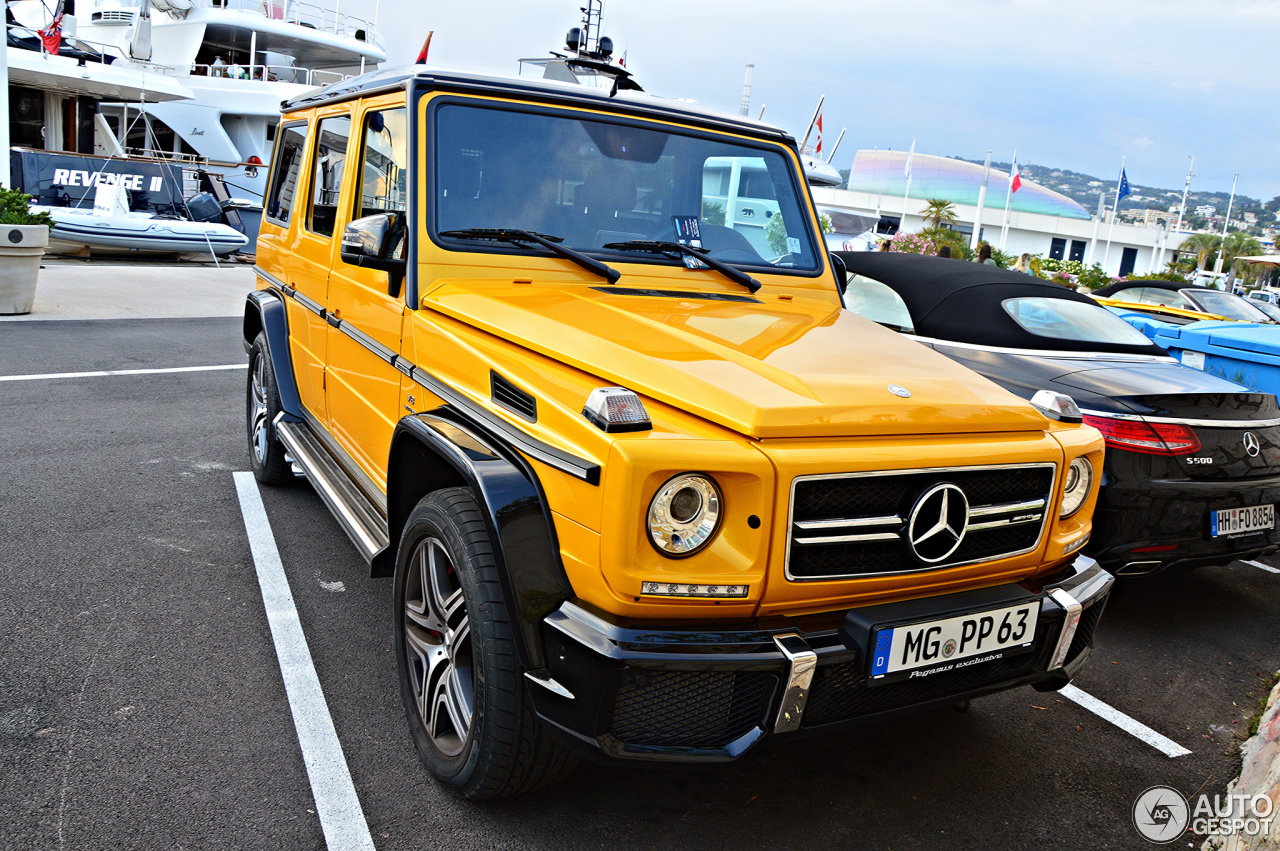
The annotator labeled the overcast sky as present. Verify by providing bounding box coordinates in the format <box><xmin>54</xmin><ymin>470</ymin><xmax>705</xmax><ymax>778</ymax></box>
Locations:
<box><xmin>373</xmin><ymin>0</ymin><xmax>1279</xmax><ymax>200</ymax></box>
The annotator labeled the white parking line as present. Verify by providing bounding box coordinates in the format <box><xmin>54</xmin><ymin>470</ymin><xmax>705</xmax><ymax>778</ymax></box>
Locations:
<box><xmin>1060</xmin><ymin>684</ymin><xmax>1192</xmax><ymax>758</ymax></box>
<box><xmin>0</xmin><ymin>364</ymin><xmax>245</xmax><ymax>382</ymax></box>
<box><xmin>233</xmin><ymin>472</ymin><xmax>376</xmax><ymax>851</ymax></box>
<box><xmin>1242</xmin><ymin>559</ymin><xmax>1280</xmax><ymax>575</ymax></box>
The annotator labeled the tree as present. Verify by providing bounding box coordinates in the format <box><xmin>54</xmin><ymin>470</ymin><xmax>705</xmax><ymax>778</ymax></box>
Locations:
<box><xmin>920</xmin><ymin>226</ymin><xmax>971</xmax><ymax>260</ymax></box>
<box><xmin>919</xmin><ymin>198</ymin><xmax>958</xmax><ymax>229</ymax></box>
<box><xmin>1222</xmin><ymin>230</ymin><xmax>1263</xmax><ymax>272</ymax></box>
<box><xmin>1175</xmin><ymin>232</ymin><xmax>1220</xmax><ymax>272</ymax></box>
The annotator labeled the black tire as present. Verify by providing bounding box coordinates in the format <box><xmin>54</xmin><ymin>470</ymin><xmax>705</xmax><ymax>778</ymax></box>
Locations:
<box><xmin>393</xmin><ymin>487</ymin><xmax>578</xmax><ymax>800</ymax></box>
<box><xmin>246</xmin><ymin>333</ymin><xmax>292</xmax><ymax>485</ymax></box>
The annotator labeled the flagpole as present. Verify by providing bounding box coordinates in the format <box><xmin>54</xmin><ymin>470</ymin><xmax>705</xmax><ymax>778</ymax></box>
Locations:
<box><xmin>1102</xmin><ymin>156</ymin><xmax>1125</xmax><ymax>272</ymax></box>
<box><xmin>970</xmin><ymin>150</ymin><xmax>991</xmax><ymax>252</ymax></box>
<box><xmin>998</xmin><ymin>148</ymin><xmax>1017</xmax><ymax>251</ymax></box>
<box><xmin>1213</xmin><ymin>172</ymin><xmax>1239</xmax><ymax>278</ymax></box>
<box><xmin>901</xmin><ymin>138</ymin><xmax>915</xmax><ymax>234</ymax></box>
<box><xmin>1162</xmin><ymin>156</ymin><xmax>1194</xmax><ymax>272</ymax></box>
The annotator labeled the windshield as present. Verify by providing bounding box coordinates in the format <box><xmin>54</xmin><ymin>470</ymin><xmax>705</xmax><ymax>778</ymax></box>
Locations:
<box><xmin>432</xmin><ymin>102</ymin><xmax>820</xmax><ymax>272</ymax></box>
<box><xmin>1250</xmin><ymin>300</ymin><xmax>1280</xmax><ymax>322</ymax></box>
<box><xmin>1193</xmin><ymin>289</ymin><xmax>1273</xmax><ymax>323</ymax></box>
<box><xmin>1002</xmin><ymin>297</ymin><xmax>1157</xmax><ymax>346</ymax></box>
<box><xmin>842</xmin><ymin>274</ymin><xmax>915</xmax><ymax>332</ymax></box>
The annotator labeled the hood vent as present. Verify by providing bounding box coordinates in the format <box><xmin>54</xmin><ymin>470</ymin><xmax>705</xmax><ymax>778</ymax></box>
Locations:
<box><xmin>491</xmin><ymin>371</ymin><xmax>537</xmax><ymax>422</ymax></box>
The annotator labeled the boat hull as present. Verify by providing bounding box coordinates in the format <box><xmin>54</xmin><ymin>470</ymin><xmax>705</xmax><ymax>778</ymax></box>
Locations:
<box><xmin>35</xmin><ymin>207</ymin><xmax>249</xmax><ymax>256</ymax></box>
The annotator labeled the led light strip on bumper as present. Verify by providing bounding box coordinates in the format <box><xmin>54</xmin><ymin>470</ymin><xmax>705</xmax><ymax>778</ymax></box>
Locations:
<box><xmin>641</xmin><ymin>582</ymin><xmax>748</xmax><ymax>598</ymax></box>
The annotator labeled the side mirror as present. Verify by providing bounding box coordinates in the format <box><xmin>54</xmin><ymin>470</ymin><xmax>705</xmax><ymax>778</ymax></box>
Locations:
<box><xmin>830</xmin><ymin>252</ymin><xmax>848</xmax><ymax>295</ymax></box>
<box><xmin>341</xmin><ymin>212</ymin><xmax>407</xmax><ymax>297</ymax></box>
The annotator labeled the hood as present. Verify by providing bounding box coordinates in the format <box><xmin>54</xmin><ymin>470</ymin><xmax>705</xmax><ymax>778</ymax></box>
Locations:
<box><xmin>422</xmin><ymin>281</ymin><xmax>1049</xmax><ymax>439</ymax></box>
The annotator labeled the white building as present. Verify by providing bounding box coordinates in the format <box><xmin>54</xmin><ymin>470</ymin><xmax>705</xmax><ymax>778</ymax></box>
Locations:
<box><xmin>821</xmin><ymin>150</ymin><xmax>1192</xmax><ymax>277</ymax></box>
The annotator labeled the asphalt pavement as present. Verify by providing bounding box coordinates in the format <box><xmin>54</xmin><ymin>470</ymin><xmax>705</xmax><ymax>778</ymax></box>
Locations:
<box><xmin>1</xmin><ymin>279</ymin><xmax>1278</xmax><ymax>850</ymax></box>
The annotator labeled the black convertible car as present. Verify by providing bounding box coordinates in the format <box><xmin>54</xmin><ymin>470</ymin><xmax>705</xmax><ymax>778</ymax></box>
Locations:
<box><xmin>835</xmin><ymin>251</ymin><xmax>1280</xmax><ymax>575</ymax></box>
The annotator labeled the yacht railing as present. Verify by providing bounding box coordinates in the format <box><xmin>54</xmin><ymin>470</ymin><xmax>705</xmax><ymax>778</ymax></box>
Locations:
<box><xmin>206</xmin><ymin>0</ymin><xmax>378</xmax><ymax>40</ymax></box>
<box><xmin>81</xmin><ymin>0</ymin><xmax>379</xmax><ymax>40</ymax></box>
<box><xmin>183</xmin><ymin>62</ymin><xmax>351</xmax><ymax>86</ymax></box>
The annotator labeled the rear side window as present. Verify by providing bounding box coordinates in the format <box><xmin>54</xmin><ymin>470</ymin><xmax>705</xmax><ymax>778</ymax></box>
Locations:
<box><xmin>1002</xmin><ymin>298</ymin><xmax>1155</xmax><ymax>346</ymax></box>
<box><xmin>307</xmin><ymin>114</ymin><xmax>352</xmax><ymax>238</ymax></box>
<box><xmin>842</xmin><ymin>274</ymin><xmax>915</xmax><ymax>333</ymax></box>
<box><xmin>264</xmin><ymin>122</ymin><xmax>306</xmax><ymax>225</ymax></box>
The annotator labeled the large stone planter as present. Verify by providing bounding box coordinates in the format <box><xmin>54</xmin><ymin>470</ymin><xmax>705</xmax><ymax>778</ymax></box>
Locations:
<box><xmin>0</xmin><ymin>224</ymin><xmax>49</xmax><ymax>315</ymax></box>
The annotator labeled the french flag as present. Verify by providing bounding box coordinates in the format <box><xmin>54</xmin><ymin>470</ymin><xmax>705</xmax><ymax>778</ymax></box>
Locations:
<box><xmin>1010</xmin><ymin>161</ymin><xmax>1022</xmax><ymax>194</ymax></box>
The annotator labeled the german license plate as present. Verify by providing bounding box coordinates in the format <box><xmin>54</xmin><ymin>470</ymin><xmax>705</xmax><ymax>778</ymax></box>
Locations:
<box><xmin>1210</xmin><ymin>504</ymin><xmax>1274</xmax><ymax>537</ymax></box>
<box><xmin>867</xmin><ymin>602</ymin><xmax>1039</xmax><ymax>685</ymax></box>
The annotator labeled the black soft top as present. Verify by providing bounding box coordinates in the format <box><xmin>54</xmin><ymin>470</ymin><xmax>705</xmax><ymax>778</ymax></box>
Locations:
<box><xmin>834</xmin><ymin>251</ymin><xmax>1168</xmax><ymax>356</ymax></box>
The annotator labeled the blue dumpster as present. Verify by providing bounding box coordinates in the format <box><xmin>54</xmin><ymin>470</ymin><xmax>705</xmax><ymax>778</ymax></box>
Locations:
<box><xmin>1144</xmin><ymin>321</ymin><xmax>1280</xmax><ymax>394</ymax></box>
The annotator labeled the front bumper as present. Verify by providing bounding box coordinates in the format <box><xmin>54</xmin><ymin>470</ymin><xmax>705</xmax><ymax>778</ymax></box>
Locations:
<box><xmin>526</xmin><ymin>556</ymin><xmax>1113</xmax><ymax>765</ymax></box>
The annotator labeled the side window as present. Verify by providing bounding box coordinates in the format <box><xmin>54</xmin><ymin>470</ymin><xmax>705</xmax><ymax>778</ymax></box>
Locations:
<box><xmin>307</xmin><ymin>114</ymin><xmax>352</xmax><ymax>238</ymax></box>
<box><xmin>354</xmin><ymin>107</ymin><xmax>408</xmax><ymax>220</ymax></box>
<box><xmin>264</xmin><ymin>122</ymin><xmax>306</xmax><ymax>225</ymax></box>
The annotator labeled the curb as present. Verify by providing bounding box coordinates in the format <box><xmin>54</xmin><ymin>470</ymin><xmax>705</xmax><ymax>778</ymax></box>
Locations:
<box><xmin>1203</xmin><ymin>676</ymin><xmax>1280</xmax><ymax>851</ymax></box>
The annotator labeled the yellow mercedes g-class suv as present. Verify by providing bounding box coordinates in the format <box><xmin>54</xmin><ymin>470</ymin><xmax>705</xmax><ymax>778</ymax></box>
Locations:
<box><xmin>244</xmin><ymin>62</ymin><xmax>1112</xmax><ymax>800</ymax></box>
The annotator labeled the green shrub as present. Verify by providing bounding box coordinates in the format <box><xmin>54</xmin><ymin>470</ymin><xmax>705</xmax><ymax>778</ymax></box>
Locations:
<box><xmin>0</xmin><ymin>187</ymin><xmax>54</xmax><ymax>228</ymax></box>
<box><xmin>919</xmin><ymin>226</ymin><xmax>972</xmax><ymax>260</ymax></box>
<box><xmin>1075</xmin><ymin>263</ymin><xmax>1114</xmax><ymax>290</ymax></box>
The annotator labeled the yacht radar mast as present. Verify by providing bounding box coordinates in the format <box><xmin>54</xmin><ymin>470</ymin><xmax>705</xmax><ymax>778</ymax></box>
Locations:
<box><xmin>517</xmin><ymin>1</ymin><xmax>642</xmax><ymax>95</ymax></box>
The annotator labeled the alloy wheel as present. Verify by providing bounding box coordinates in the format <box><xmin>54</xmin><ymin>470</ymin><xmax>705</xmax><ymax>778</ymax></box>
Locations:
<box><xmin>403</xmin><ymin>537</ymin><xmax>474</xmax><ymax>756</ymax></box>
<box><xmin>249</xmin><ymin>353</ymin><xmax>270</xmax><ymax>465</ymax></box>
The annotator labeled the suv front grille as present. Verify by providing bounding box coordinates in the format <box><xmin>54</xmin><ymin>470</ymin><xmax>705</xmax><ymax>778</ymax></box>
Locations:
<box><xmin>787</xmin><ymin>465</ymin><xmax>1055</xmax><ymax>581</ymax></box>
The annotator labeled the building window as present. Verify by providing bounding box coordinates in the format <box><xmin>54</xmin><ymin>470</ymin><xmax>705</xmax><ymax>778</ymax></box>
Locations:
<box><xmin>1049</xmin><ymin>237</ymin><xmax>1066</xmax><ymax>260</ymax></box>
<box><xmin>1069</xmin><ymin>239</ymin><xmax>1086</xmax><ymax>263</ymax></box>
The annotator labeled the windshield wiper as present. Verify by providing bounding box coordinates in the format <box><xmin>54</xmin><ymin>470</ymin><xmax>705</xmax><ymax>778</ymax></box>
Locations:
<box><xmin>601</xmin><ymin>240</ymin><xmax>761</xmax><ymax>294</ymax></box>
<box><xmin>439</xmin><ymin>228</ymin><xmax>620</xmax><ymax>284</ymax></box>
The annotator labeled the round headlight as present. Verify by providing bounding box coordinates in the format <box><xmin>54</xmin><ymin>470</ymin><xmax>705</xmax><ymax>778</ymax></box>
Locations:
<box><xmin>648</xmin><ymin>474</ymin><xmax>722</xmax><ymax>557</ymax></box>
<box><xmin>1060</xmin><ymin>457</ymin><xmax>1093</xmax><ymax>518</ymax></box>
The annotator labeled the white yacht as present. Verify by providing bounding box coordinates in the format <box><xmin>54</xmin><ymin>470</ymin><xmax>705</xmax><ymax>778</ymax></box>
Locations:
<box><xmin>11</xmin><ymin>0</ymin><xmax>385</xmax><ymax>213</ymax></box>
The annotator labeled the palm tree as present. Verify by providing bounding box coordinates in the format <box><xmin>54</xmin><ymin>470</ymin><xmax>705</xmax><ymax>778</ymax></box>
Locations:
<box><xmin>1175</xmin><ymin>232</ymin><xmax>1221</xmax><ymax>272</ymax></box>
<box><xmin>1222</xmin><ymin>230</ymin><xmax>1263</xmax><ymax>273</ymax></box>
<box><xmin>919</xmin><ymin>198</ymin><xmax>958</xmax><ymax>229</ymax></box>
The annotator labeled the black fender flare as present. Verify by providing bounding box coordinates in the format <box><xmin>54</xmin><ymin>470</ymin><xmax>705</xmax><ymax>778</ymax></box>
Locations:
<box><xmin>385</xmin><ymin>410</ymin><xmax>574</xmax><ymax>669</ymax></box>
<box><xmin>243</xmin><ymin>289</ymin><xmax>304</xmax><ymax>421</ymax></box>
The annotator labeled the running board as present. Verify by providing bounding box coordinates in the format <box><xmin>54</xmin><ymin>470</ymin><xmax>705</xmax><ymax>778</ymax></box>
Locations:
<box><xmin>275</xmin><ymin>419</ymin><xmax>390</xmax><ymax>565</ymax></box>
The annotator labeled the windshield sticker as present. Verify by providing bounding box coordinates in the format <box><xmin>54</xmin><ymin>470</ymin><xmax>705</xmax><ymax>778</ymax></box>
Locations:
<box><xmin>787</xmin><ymin>236</ymin><xmax>802</xmax><ymax>254</ymax></box>
<box><xmin>672</xmin><ymin>215</ymin><xmax>703</xmax><ymax>248</ymax></box>
<box><xmin>673</xmin><ymin>215</ymin><xmax>709</xmax><ymax>268</ymax></box>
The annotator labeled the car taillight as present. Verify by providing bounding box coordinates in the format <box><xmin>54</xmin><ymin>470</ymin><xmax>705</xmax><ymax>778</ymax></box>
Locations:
<box><xmin>1082</xmin><ymin>415</ymin><xmax>1201</xmax><ymax>455</ymax></box>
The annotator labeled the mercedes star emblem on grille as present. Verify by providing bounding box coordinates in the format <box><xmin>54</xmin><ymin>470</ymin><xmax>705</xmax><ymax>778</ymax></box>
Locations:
<box><xmin>907</xmin><ymin>483</ymin><xmax>969</xmax><ymax>563</ymax></box>
<box><xmin>1244</xmin><ymin>431</ymin><xmax>1261</xmax><ymax>458</ymax></box>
